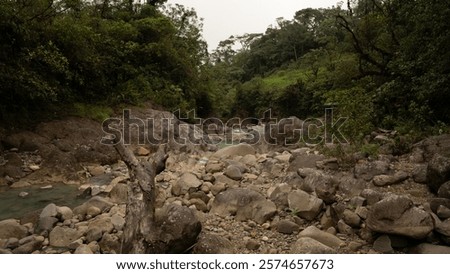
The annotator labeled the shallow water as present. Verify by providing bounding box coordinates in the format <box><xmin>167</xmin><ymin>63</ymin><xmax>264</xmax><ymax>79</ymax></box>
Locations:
<box><xmin>0</xmin><ymin>184</ymin><xmax>88</xmax><ymax>221</ymax></box>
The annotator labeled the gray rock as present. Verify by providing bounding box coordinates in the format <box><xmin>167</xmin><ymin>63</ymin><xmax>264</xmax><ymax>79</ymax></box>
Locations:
<box><xmin>189</xmin><ymin>198</ymin><xmax>208</xmax><ymax>212</ymax></box>
<box><xmin>338</xmin><ymin>175</ymin><xmax>368</xmax><ymax>197</ymax></box>
<box><xmin>0</xmin><ymin>248</ymin><xmax>12</xmax><ymax>254</ymax></box>
<box><xmin>210</xmin><ymin>188</ymin><xmax>277</xmax><ymax>224</ymax></box>
<box><xmin>86</xmin><ymin>227</ymin><xmax>103</xmax><ymax>243</ymax></box>
<box><xmin>269</xmin><ymin>183</ymin><xmax>292</xmax><ymax>209</ymax></box>
<box><xmin>172</xmin><ymin>172</ymin><xmax>203</xmax><ymax>196</ymax></box>
<box><xmin>417</xmin><ymin>134</ymin><xmax>450</xmax><ymax>159</ymax></box>
<box><xmin>37</xmin><ymin>216</ymin><xmax>58</xmax><ymax>233</ymax></box>
<box><xmin>372</xmin><ymin>171</ymin><xmax>409</xmax><ymax>187</ymax></box>
<box><xmin>245</xmin><ymin>239</ymin><xmax>260</xmax><ymax>251</ymax></box>
<box><xmin>366</xmin><ymin>195</ymin><xmax>434</xmax><ymax>239</ymax></box>
<box><xmin>74</xmin><ymin>244</ymin><xmax>93</xmax><ymax>254</ymax></box>
<box><xmin>288</xmin><ymin>154</ymin><xmax>325</xmax><ymax>172</ymax></box>
<box><xmin>337</xmin><ymin>220</ymin><xmax>353</xmax><ymax>235</ymax></box>
<box><xmin>240</xmin><ymin>154</ymin><xmax>257</xmax><ymax>167</ymax></box>
<box><xmin>214</xmin><ymin>174</ymin><xmax>239</xmax><ymax>188</ymax></box>
<box><xmin>349</xmin><ymin>196</ymin><xmax>366</xmax><ymax>208</ymax></box>
<box><xmin>205</xmin><ymin>162</ymin><xmax>225</xmax><ymax>173</ymax></box>
<box><xmin>373</xmin><ymin>235</ymin><xmax>393</xmax><ymax>253</ymax></box>
<box><xmin>412</xmin><ymin>164</ymin><xmax>428</xmax><ymax>184</ymax></box>
<box><xmin>427</xmin><ymin>154</ymin><xmax>450</xmax><ymax>192</ymax></box>
<box><xmin>343</xmin><ymin>209</ymin><xmax>361</xmax><ymax>228</ymax></box>
<box><xmin>86</xmin><ymin>206</ymin><xmax>101</xmax><ymax>217</ymax></box>
<box><xmin>288</xmin><ymin>190</ymin><xmax>323</xmax><ymax>221</ymax></box>
<box><xmin>99</xmin><ymin>233</ymin><xmax>121</xmax><ymax>254</ymax></box>
<box><xmin>56</xmin><ymin>206</ymin><xmax>73</xmax><ymax>221</ymax></box>
<box><xmin>18</xmin><ymin>192</ymin><xmax>29</xmax><ymax>198</ymax></box>
<box><xmin>211</xmin><ymin>143</ymin><xmax>256</xmax><ymax>159</ymax></box>
<box><xmin>49</xmin><ymin>226</ymin><xmax>82</xmax><ymax>247</ymax></box>
<box><xmin>13</xmin><ymin>239</ymin><xmax>43</xmax><ymax>254</ymax></box>
<box><xmin>429</xmin><ymin>198</ymin><xmax>450</xmax><ymax>214</ymax></box>
<box><xmin>68</xmin><ymin>239</ymin><xmax>83</xmax><ymax>250</ymax></box>
<box><xmin>210</xmin><ymin>182</ymin><xmax>227</xmax><ymax>195</ymax></box>
<box><xmin>291</xmin><ymin>237</ymin><xmax>336</xmax><ymax>254</ymax></box>
<box><xmin>355</xmin><ymin>206</ymin><xmax>369</xmax><ymax>220</ymax></box>
<box><xmin>438</xmin><ymin>181</ymin><xmax>450</xmax><ymax>199</ymax></box>
<box><xmin>277</xmin><ymin>220</ymin><xmax>300</xmax><ymax>235</ymax></box>
<box><xmin>73</xmin><ymin>197</ymin><xmax>114</xmax><ymax>219</ymax></box>
<box><xmin>0</xmin><ymin>219</ymin><xmax>28</xmax><ymax>240</ymax></box>
<box><xmin>109</xmin><ymin>183</ymin><xmax>128</xmax><ymax>204</ymax></box>
<box><xmin>410</xmin><ymin>243</ymin><xmax>450</xmax><ymax>254</ymax></box>
<box><xmin>88</xmin><ymin>241</ymin><xmax>100</xmax><ymax>253</ymax></box>
<box><xmin>306</xmin><ymin>173</ymin><xmax>338</xmax><ymax>204</ymax></box>
<box><xmin>6</xmin><ymin>238</ymin><xmax>19</xmax><ymax>249</ymax></box>
<box><xmin>298</xmin><ymin>226</ymin><xmax>344</xmax><ymax>248</ymax></box>
<box><xmin>111</xmin><ymin>214</ymin><xmax>125</xmax><ymax>231</ymax></box>
<box><xmin>192</xmin><ymin>233</ymin><xmax>235</xmax><ymax>254</ymax></box>
<box><xmin>87</xmin><ymin>165</ymin><xmax>105</xmax><ymax>176</ymax></box>
<box><xmin>236</xmin><ymin>200</ymin><xmax>277</xmax><ymax>224</ymax></box>
<box><xmin>189</xmin><ymin>191</ymin><xmax>210</xmax><ymax>204</ymax></box>
<box><xmin>156</xmin><ymin>204</ymin><xmax>202</xmax><ymax>253</ymax></box>
<box><xmin>88</xmin><ymin>217</ymin><xmax>114</xmax><ymax>234</ymax></box>
<box><xmin>224</xmin><ymin>165</ymin><xmax>243</xmax><ymax>180</ymax></box>
<box><xmin>437</xmin><ymin>205</ymin><xmax>450</xmax><ymax>219</ymax></box>
<box><xmin>40</xmin><ymin>203</ymin><xmax>58</xmax><ymax>219</ymax></box>
<box><xmin>436</xmin><ymin>218</ymin><xmax>450</xmax><ymax>237</ymax></box>
<box><xmin>354</xmin><ymin>160</ymin><xmax>390</xmax><ymax>181</ymax></box>
<box><xmin>360</xmin><ymin>189</ymin><xmax>385</xmax><ymax>205</ymax></box>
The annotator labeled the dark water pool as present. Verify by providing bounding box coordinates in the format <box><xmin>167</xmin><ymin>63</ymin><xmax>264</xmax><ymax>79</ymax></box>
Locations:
<box><xmin>0</xmin><ymin>184</ymin><xmax>88</xmax><ymax>221</ymax></box>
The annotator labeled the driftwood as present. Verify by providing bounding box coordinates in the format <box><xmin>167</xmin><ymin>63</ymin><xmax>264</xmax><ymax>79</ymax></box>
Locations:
<box><xmin>111</xmin><ymin>139</ymin><xmax>167</xmax><ymax>253</ymax></box>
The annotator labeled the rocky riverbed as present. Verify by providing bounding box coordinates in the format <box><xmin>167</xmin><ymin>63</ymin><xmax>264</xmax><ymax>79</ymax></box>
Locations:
<box><xmin>1</xmin><ymin>112</ymin><xmax>450</xmax><ymax>254</ymax></box>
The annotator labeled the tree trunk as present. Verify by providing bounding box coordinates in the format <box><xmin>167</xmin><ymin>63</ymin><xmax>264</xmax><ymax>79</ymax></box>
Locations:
<box><xmin>112</xmin><ymin>142</ymin><xmax>167</xmax><ymax>253</ymax></box>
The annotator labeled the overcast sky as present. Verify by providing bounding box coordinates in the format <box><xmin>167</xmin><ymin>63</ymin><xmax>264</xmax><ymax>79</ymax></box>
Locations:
<box><xmin>165</xmin><ymin>0</ymin><xmax>340</xmax><ymax>51</ymax></box>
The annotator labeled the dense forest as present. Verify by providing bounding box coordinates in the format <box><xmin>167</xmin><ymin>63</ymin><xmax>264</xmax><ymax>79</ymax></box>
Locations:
<box><xmin>0</xmin><ymin>0</ymin><xmax>449</xmax><ymax>142</ymax></box>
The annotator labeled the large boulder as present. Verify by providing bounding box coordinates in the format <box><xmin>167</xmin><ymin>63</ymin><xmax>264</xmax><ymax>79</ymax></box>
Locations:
<box><xmin>298</xmin><ymin>226</ymin><xmax>344</xmax><ymax>249</ymax></box>
<box><xmin>416</xmin><ymin>134</ymin><xmax>450</xmax><ymax>160</ymax></box>
<box><xmin>265</xmin><ymin>116</ymin><xmax>304</xmax><ymax>145</ymax></box>
<box><xmin>49</xmin><ymin>226</ymin><xmax>82</xmax><ymax>247</ymax></box>
<box><xmin>288</xmin><ymin>190</ymin><xmax>323</xmax><ymax>221</ymax></box>
<box><xmin>435</xmin><ymin>218</ymin><xmax>450</xmax><ymax>237</ymax></box>
<box><xmin>288</xmin><ymin>154</ymin><xmax>325</xmax><ymax>172</ymax></box>
<box><xmin>0</xmin><ymin>219</ymin><xmax>28</xmax><ymax>240</ymax></box>
<box><xmin>427</xmin><ymin>154</ymin><xmax>450</xmax><ymax>192</ymax></box>
<box><xmin>438</xmin><ymin>181</ymin><xmax>450</xmax><ymax>199</ymax></box>
<box><xmin>156</xmin><ymin>204</ymin><xmax>202</xmax><ymax>253</ymax></box>
<box><xmin>73</xmin><ymin>196</ymin><xmax>114</xmax><ymax>219</ymax></box>
<box><xmin>291</xmin><ymin>237</ymin><xmax>336</xmax><ymax>254</ymax></box>
<box><xmin>298</xmin><ymin>169</ymin><xmax>338</xmax><ymax>203</ymax></box>
<box><xmin>192</xmin><ymin>232</ymin><xmax>235</xmax><ymax>254</ymax></box>
<box><xmin>172</xmin><ymin>172</ymin><xmax>203</xmax><ymax>196</ymax></box>
<box><xmin>366</xmin><ymin>195</ymin><xmax>434</xmax><ymax>239</ymax></box>
<box><xmin>210</xmin><ymin>188</ymin><xmax>277</xmax><ymax>224</ymax></box>
<box><xmin>372</xmin><ymin>171</ymin><xmax>409</xmax><ymax>187</ymax></box>
<box><xmin>410</xmin><ymin>243</ymin><xmax>450</xmax><ymax>254</ymax></box>
<box><xmin>354</xmin><ymin>160</ymin><xmax>390</xmax><ymax>181</ymax></box>
<box><xmin>211</xmin><ymin>143</ymin><xmax>256</xmax><ymax>159</ymax></box>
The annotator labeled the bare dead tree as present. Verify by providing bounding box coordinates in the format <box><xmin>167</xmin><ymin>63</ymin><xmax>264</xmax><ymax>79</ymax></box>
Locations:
<box><xmin>104</xmin><ymin>128</ymin><xmax>167</xmax><ymax>253</ymax></box>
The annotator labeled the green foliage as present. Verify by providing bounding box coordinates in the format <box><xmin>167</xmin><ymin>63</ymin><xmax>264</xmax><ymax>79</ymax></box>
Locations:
<box><xmin>73</xmin><ymin>103</ymin><xmax>113</xmax><ymax>122</ymax></box>
<box><xmin>211</xmin><ymin>0</ymin><xmax>449</xmax><ymax>142</ymax></box>
<box><xmin>360</xmin><ymin>144</ymin><xmax>379</xmax><ymax>158</ymax></box>
<box><xmin>324</xmin><ymin>85</ymin><xmax>374</xmax><ymax>141</ymax></box>
<box><xmin>0</xmin><ymin>0</ymin><xmax>212</xmax><ymax>125</ymax></box>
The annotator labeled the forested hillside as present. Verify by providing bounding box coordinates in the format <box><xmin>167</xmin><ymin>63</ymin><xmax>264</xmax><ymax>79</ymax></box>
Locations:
<box><xmin>209</xmin><ymin>0</ymin><xmax>449</xmax><ymax>141</ymax></box>
<box><xmin>0</xmin><ymin>0</ymin><xmax>212</xmax><ymax>124</ymax></box>
<box><xmin>1</xmin><ymin>0</ymin><xmax>449</xmax><ymax>141</ymax></box>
